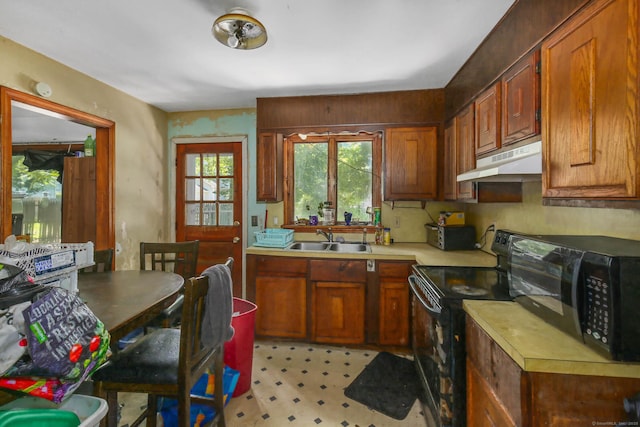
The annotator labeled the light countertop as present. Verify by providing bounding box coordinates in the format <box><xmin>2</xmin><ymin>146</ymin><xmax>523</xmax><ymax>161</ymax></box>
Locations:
<box><xmin>463</xmin><ymin>300</ymin><xmax>640</xmax><ymax>379</ymax></box>
<box><xmin>247</xmin><ymin>242</ymin><xmax>497</xmax><ymax>267</ymax></box>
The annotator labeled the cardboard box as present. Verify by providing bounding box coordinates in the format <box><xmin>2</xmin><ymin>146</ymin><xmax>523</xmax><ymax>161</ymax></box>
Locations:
<box><xmin>444</xmin><ymin>211</ymin><xmax>465</xmax><ymax>225</ymax></box>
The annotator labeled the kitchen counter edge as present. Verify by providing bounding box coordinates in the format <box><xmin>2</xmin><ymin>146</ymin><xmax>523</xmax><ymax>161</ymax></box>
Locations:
<box><xmin>463</xmin><ymin>300</ymin><xmax>640</xmax><ymax>379</ymax></box>
<box><xmin>247</xmin><ymin>242</ymin><xmax>497</xmax><ymax>266</ymax></box>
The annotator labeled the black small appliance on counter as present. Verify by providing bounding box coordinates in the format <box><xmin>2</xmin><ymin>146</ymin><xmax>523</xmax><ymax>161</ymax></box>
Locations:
<box><xmin>425</xmin><ymin>223</ymin><xmax>476</xmax><ymax>251</ymax></box>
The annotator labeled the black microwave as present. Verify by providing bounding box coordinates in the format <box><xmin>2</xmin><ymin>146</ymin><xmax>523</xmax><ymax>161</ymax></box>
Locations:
<box><xmin>508</xmin><ymin>234</ymin><xmax>640</xmax><ymax>361</ymax></box>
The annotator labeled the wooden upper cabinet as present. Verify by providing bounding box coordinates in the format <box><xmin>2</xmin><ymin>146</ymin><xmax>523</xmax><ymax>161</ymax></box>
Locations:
<box><xmin>542</xmin><ymin>0</ymin><xmax>640</xmax><ymax>199</ymax></box>
<box><xmin>256</xmin><ymin>132</ymin><xmax>283</xmax><ymax>201</ymax></box>
<box><xmin>502</xmin><ymin>50</ymin><xmax>540</xmax><ymax>146</ymax></box>
<box><xmin>456</xmin><ymin>105</ymin><xmax>476</xmax><ymax>200</ymax></box>
<box><xmin>474</xmin><ymin>82</ymin><xmax>501</xmax><ymax>156</ymax></box>
<box><xmin>443</xmin><ymin>120</ymin><xmax>457</xmax><ymax>201</ymax></box>
<box><xmin>384</xmin><ymin>127</ymin><xmax>438</xmax><ymax>201</ymax></box>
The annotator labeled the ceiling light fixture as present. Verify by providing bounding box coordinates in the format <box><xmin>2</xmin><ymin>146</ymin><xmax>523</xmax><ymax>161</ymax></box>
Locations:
<box><xmin>212</xmin><ymin>7</ymin><xmax>267</xmax><ymax>50</ymax></box>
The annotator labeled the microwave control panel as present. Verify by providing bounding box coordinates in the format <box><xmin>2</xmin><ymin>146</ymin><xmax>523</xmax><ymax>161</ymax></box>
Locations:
<box><xmin>582</xmin><ymin>256</ymin><xmax>613</xmax><ymax>352</ymax></box>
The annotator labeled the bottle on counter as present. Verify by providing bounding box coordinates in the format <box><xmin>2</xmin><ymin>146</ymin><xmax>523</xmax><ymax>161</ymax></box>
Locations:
<box><xmin>383</xmin><ymin>228</ymin><xmax>391</xmax><ymax>245</ymax></box>
<box><xmin>84</xmin><ymin>135</ymin><xmax>95</xmax><ymax>157</ymax></box>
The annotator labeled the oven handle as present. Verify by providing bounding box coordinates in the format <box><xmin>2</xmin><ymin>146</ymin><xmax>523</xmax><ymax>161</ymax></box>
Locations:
<box><xmin>408</xmin><ymin>274</ymin><xmax>441</xmax><ymax>318</ymax></box>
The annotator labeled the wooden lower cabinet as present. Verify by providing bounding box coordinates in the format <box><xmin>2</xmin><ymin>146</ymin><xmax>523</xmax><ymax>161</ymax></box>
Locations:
<box><xmin>466</xmin><ymin>315</ymin><xmax>640</xmax><ymax>426</ymax></box>
<box><xmin>247</xmin><ymin>254</ymin><xmax>412</xmax><ymax>348</ymax></box>
<box><xmin>313</xmin><ymin>281</ymin><xmax>365</xmax><ymax>344</ymax></box>
<box><xmin>249</xmin><ymin>255</ymin><xmax>308</xmax><ymax>339</ymax></box>
<box><xmin>378</xmin><ymin>261</ymin><xmax>411</xmax><ymax>346</ymax></box>
<box><xmin>256</xmin><ymin>275</ymin><xmax>307</xmax><ymax>338</ymax></box>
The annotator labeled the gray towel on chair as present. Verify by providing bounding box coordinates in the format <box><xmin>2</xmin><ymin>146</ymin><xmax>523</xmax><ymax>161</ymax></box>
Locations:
<box><xmin>201</xmin><ymin>263</ymin><xmax>234</xmax><ymax>348</ymax></box>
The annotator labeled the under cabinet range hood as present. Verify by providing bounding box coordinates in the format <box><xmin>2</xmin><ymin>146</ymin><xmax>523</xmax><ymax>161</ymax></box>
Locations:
<box><xmin>457</xmin><ymin>140</ymin><xmax>542</xmax><ymax>182</ymax></box>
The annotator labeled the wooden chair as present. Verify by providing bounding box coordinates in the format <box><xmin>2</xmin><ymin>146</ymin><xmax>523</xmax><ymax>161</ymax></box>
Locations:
<box><xmin>93</xmin><ymin>257</ymin><xmax>233</xmax><ymax>427</ymax></box>
<box><xmin>140</xmin><ymin>241</ymin><xmax>199</xmax><ymax>327</ymax></box>
<box><xmin>79</xmin><ymin>248</ymin><xmax>114</xmax><ymax>273</ymax></box>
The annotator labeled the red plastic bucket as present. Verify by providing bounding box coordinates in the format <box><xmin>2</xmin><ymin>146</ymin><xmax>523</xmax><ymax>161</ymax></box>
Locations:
<box><xmin>224</xmin><ymin>297</ymin><xmax>257</xmax><ymax>397</ymax></box>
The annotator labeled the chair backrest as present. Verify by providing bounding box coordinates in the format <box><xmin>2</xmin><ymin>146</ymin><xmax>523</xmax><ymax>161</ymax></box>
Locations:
<box><xmin>139</xmin><ymin>241</ymin><xmax>199</xmax><ymax>280</ymax></box>
<box><xmin>179</xmin><ymin>257</ymin><xmax>233</xmax><ymax>385</ymax></box>
<box><xmin>80</xmin><ymin>248</ymin><xmax>114</xmax><ymax>273</ymax></box>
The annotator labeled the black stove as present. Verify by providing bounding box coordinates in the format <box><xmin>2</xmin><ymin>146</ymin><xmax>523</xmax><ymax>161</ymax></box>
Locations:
<box><xmin>409</xmin><ymin>229</ymin><xmax>519</xmax><ymax>427</ymax></box>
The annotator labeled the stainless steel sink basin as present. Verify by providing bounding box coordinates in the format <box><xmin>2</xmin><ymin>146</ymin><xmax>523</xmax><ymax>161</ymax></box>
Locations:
<box><xmin>287</xmin><ymin>242</ymin><xmax>332</xmax><ymax>251</ymax></box>
<box><xmin>327</xmin><ymin>243</ymin><xmax>370</xmax><ymax>253</ymax></box>
<box><xmin>286</xmin><ymin>241</ymin><xmax>370</xmax><ymax>253</ymax></box>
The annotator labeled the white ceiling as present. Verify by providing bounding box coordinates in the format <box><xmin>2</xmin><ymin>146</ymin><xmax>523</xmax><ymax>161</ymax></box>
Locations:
<box><xmin>0</xmin><ymin>0</ymin><xmax>515</xmax><ymax>113</ymax></box>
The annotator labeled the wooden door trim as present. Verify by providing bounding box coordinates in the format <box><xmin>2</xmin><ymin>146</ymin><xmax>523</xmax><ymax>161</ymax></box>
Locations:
<box><xmin>170</xmin><ymin>135</ymin><xmax>249</xmax><ymax>296</ymax></box>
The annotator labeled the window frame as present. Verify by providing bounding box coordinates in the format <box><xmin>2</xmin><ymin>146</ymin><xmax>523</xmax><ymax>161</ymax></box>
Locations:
<box><xmin>283</xmin><ymin>131</ymin><xmax>382</xmax><ymax>225</ymax></box>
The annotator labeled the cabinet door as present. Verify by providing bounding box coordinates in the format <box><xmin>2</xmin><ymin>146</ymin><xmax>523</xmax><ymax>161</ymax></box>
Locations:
<box><xmin>379</xmin><ymin>281</ymin><xmax>409</xmax><ymax>346</ymax></box>
<box><xmin>542</xmin><ymin>0</ymin><xmax>639</xmax><ymax>199</ymax></box>
<box><xmin>313</xmin><ymin>281</ymin><xmax>365</xmax><ymax>344</ymax></box>
<box><xmin>256</xmin><ymin>132</ymin><xmax>283</xmax><ymax>201</ymax></box>
<box><xmin>474</xmin><ymin>82</ymin><xmax>501</xmax><ymax>156</ymax></box>
<box><xmin>384</xmin><ymin>127</ymin><xmax>438</xmax><ymax>201</ymax></box>
<box><xmin>443</xmin><ymin>120</ymin><xmax>458</xmax><ymax>201</ymax></box>
<box><xmin>62</xmin><ymin>157</ymin><xmax>96</xmax><ymax>243</ymax></box>
<box><xmin>456</xmin><ymin>105</ymin><xmax>476</xmax><ymax>200</ymax></box>
<box><xmin>502</xmin><ymin>50</ymin><xmax>540</xmax><ymax>146</ymax></box>
<box><xmin>256</xmin><ymin>275</ymin><xmax>307</xmax><ymax>338</ymax></box>
<box><xmin>466</xmin><ymin>361</ymin><xmax>517</xmax><ymax>427</ymax></box>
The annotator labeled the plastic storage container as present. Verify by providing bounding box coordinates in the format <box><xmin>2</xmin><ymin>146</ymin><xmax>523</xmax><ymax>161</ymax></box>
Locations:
<box><xmin>0</xmin><ymin>395</ymin><xmax>108</xmax><ymax>427</ymax></box>
<box><xmin>224</xmin><ymin>297</ymin><xmax>258</xmax><ymax>397</ymax></box>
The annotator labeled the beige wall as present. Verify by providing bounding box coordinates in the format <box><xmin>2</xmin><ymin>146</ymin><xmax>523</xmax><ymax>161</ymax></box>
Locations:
<box><xmin>1</xmin><ymin>36</ymin><xmax>170</xmax><ymax>269</ymax></box>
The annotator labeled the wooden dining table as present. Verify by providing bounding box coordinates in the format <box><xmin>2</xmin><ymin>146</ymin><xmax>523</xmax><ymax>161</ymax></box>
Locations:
<box><xmin>77</xmin><ymin>270</ymin><xmax>184</xmax><ymax>348</ymax></box>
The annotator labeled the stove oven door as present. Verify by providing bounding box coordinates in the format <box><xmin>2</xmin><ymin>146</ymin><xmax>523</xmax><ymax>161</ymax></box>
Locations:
<box><xmin>409</xmin><ymin>274</ymin><xmax>448</xmax><ymax>426</ymax></box>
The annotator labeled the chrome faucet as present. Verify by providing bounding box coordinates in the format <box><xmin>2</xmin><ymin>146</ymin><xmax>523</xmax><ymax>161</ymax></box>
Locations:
<box><xmin>316</xmin><ymin>228</ymin><xmax>333</xmax><ymax>242</ymax></box>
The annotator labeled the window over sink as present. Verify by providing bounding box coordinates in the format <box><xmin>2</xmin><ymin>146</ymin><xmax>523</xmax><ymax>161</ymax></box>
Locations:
<box><xmin>284</xmin><ymin>131</ymin><xmax>382</xmax><ymax>225</ymax></box>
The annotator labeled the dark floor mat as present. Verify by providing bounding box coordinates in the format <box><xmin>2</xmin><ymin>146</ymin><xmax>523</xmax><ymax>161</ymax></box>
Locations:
<box><xmin>344</xmin><ymin>351</ymin><xmax>421</xmax><ymax>420</ymax></box>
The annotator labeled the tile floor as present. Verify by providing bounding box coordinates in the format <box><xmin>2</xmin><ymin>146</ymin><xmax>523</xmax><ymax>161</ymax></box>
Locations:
<box><xmin>118</xmin><ymin>340</ymin><xmax>431</xmax><ymax>427</ymax></box>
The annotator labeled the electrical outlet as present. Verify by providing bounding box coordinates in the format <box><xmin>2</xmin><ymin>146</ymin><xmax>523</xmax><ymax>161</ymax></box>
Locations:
<box><xmin>394</xmin><ymin>216</ymin><xmax>401</xmax><ymax>228</ymax></box>
<box><xmin>367</xmin><ymin>259</ymin><xmax>375</xmax><ymax>272</ymax></box>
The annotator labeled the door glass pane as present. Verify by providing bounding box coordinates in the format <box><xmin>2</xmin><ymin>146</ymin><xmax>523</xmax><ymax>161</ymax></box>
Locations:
<box><xmin>219</xmin><ymin>178</ymin><xmax>233</xmax><ymax>200</ymax></box>
<box><xmin>337</xmin><ymin>141</ymin><xmax>372</xmax><ymax>220</ymax></box>
<box><xmin>185</xmin><ymin>178</ymin><xmax>200</xmax><ymax>201</ymax></box>
<box><xmin>294</xmin><ymin>142</ymin><xmax>328</xmax><ymax>220</ymax></box>
<box><xmin>219</xmin><ymin>153</ymin><xmax>234</xmax><ymax>175</ymax></box>
<box><xmin>219</xmin><ymin>203</ymin><xmax>234</xmax><ymax>225</ymax></box>
<box><xmin>202</xmin><ymin>154</ymin><xmax>217</xmax><ymax>176</ymax></box>
<box><xmin>202</xmin><ymin>178</ymin><xmax>217</xmax><ymax>201</ymax></box>
<box><xmin>185</xmin><ymin>204</ymin><xmax>200</xmax><ymax>226</ymax></box>
<box><xmin>185</xmin><ymin>154</ymin><xmax>200</xmax><ymax>176</ymax></box>
<box><xmin>202</xmin><ymin>203</ymin><xmax>217</xmax><ymax>225</ymax></box>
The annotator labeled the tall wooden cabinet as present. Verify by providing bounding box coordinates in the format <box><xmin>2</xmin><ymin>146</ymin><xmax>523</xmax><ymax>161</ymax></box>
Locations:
<box><xmin>542</xmin><ymin>0</ymin><xmax>640</xmax><ymax>200</ymax></box>
<box><xmin>443</xmin><ymin>120</ymin><xmax>458</xmax><ymax>201</ymax></box>
<box><xmin>62</xmin><ymin>157</ymin><xmax>96</xmax><ymax>243</ymax></box>
<box><xmin>384</xmin><ymin>127</ymin><xmax>438</xmax><ymax>201</ymax></box>
<box><xmin>256</xmin><ymin>132</ymin><xmax>283</xmax><ymax>202</ymax></box>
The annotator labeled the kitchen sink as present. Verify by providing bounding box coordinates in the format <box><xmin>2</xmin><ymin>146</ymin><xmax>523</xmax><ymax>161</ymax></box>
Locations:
<box><xmin>286</xmin><ymin>241</ymin><xmax>370</xmax><ymax>253</ymax></box>
<box><xmin>327</xmin><ymin>243</ymin><xmax>369</xmax><ymax>253</ymax></box>
<box><xmin>287</xmin><ymin>242</ymin><xmax>332</xmax><ymax>251</ymax></box>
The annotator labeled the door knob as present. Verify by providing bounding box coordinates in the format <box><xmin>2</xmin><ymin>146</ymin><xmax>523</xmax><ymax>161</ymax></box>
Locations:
<box><xmin>233</xmin><ymin>237</ymin><xmax>240</xmax><ymax>243</ymax></box>
<box><xmin>233</xmin><ymin>221</ymin><xmax>240</xmax><ymax>227</ymax></box>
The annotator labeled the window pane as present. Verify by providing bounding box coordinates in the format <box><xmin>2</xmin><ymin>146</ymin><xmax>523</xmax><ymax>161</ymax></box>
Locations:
<box><xmin>202</xmin><ymin>154</ymin><xmax>217</xmax><ymax>176</ymax></box>
<box><xmin>202</xmin><ymin>178</ymin><xmax>217</xmax><ymax>201</ymax></box>
<box><xmin>185</xmin><ymin>178</ymin><xmax>200</xmax><ymax>201</ymax></box>
<box><xmin>219</xmin><ymin>178</ymin><xmax>233</xmax><ymax>200</ymax></box>
<box><xmin>337</xmin><ymin>141</ymin><xmax>372</xmax><ymax>220</ymax></box>
<box><xmin>219</xmin><ymin>153</ymin><xmax>234</xmax><ymax>176</ymax></box>
<box><xmin>294</xmin><ymin>142</ymin><xmax>328</xmax><ymax>220</ymax></box>
<box><xmin>185</xmin><ymin>204</ymin><xmax>200</xmax><ymax>225</ymax></box>
<box><xmin>185</xmin><ymin>154</ymin><xmax>200</xmax><ymax>176</ymax></box>
<box><xmin>219</xmin><ymin>203</ymin><xmax>234</xmax><ymax>225</ymax></box>
<box><xmin>203</xmin><ymin>203</ymin><xmax>217</xmax><ymax>225</ymax></box>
